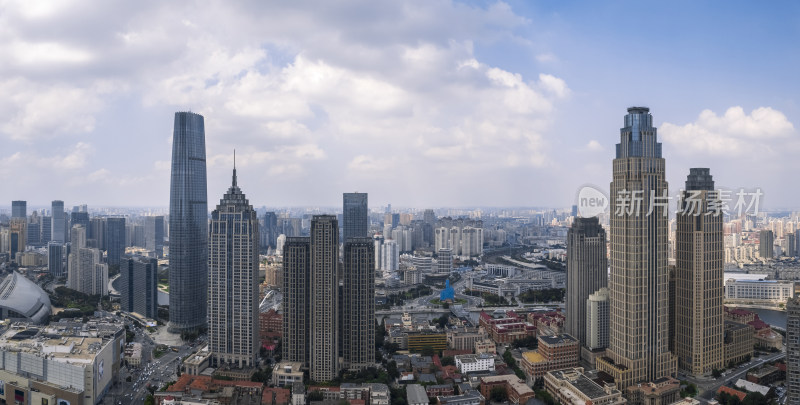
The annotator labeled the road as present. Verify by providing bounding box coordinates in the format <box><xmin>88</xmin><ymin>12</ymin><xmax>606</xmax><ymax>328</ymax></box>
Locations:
<box><xmin>100</xmin><ymin>315</ymin><xmax>196</xmax><ymax>405</ymax></box>
<box><xmin>693</xmin><ymin>351</ymin><xmax>785</xmax><ymax>403</ymax></box>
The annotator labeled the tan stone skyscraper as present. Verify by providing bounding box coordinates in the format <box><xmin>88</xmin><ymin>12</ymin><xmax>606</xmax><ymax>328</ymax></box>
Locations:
<box><xmin>673</xmin><ymin>168</ymin><xmax>724</xmax><ymax>376</ymax></box>
<box><xmin>310</xmin><ymin>215</ymin><xmax>340</xmax><ymax>382</ymax></box>
<box><xmin>207</xmin><ymin>165</ymin><xmax>259</xmax><ymax>368</ymax></box>
<box><xmin>597</xmin><ymin>107</ymin><xmax>678</xmax><ymax>391</ymax></box>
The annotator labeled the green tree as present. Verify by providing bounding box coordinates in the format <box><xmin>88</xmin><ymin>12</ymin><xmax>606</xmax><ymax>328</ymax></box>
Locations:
<box><xmin>421</xmin><ymin>346</ymin><xmax>435</xmax><ymax>357</ymax></box>
<box><xmin>386</xmin><ymin>361</ymin><xmax>399</xmax><ymax>379</ymax></box>
<box><xmin>712</xmin><ymin>369</ymin><xmax>722</xmax><ymax>378</ymax></box>
<box><xmin>308</xmin><ymin>391</ymin><xmax>324</xmax><ymax>402</ymax></box>
<box><xmin>441</xmin><ymin>356</ymin><xmax>455</xmax><ymax>366</ymax></box>
<box><xmin>144</xmin><ymin>395</ymin><xmax>155</xmax><ymax>405</ymax></box>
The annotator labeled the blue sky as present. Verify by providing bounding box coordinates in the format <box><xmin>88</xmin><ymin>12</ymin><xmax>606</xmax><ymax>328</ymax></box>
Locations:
<box><xmin>1</xmin><ymin>1</ymin><xmax>798</xmax><ymax>209</ymax></box>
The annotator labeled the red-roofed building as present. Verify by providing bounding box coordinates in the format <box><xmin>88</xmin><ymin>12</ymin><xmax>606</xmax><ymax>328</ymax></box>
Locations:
<box><xmin>479</xmin><ymin>311</ymin><xmax>536</xmax><ymax>344</ymax></box>
<box><xmin>717</xmin><ymin>386</ymin><xmax>747</xmax><ymax>402</ymax></box>
<box><xmin>263</xmin><ymin>387</ymin><xmax>291</xmax><ymax>405</ymax></box>
<box><xmin>260</xmin><ymin>309</ymin><xmax>282</xmax><ymax>342</ymax></box>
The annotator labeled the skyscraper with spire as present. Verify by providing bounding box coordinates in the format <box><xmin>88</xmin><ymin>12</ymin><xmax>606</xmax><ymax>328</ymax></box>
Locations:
<box><xmin>596</xmin><ymin>107</ymin><xmax>678</xmax><ymax>393</ymax></box>
<box><xmin>168</xmin><ymin>111</ymin><xmax>209</xmax><ymax>333</ymax></box>
<box><xmin>208</xmin><ymin>160</ymin><xmax>259</xmax><ymax>368</ymax></box>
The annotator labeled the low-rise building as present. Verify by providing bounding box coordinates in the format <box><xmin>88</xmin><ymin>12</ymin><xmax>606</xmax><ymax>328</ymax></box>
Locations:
<box><xmin>124</xmin><ymin>342</ymin><xmax>143</xmax><ymax>367</ymax></box>
<box><xmin>0</xmin><ymin>320</ymin><xmax>124</xmax><ymax>405</ymax></box>
<box><xmin>474</xmin><ymin>339</ymin><xmax>496</xmax><ymax>354</ymax></box>
<box><xmin>272</xmin><ymin>361</ymin><xmax>304</xmax><ymax>387</ymax></box>
<box><xmin>448</xmin><ymin>328</ymin><xmax>487</xmax><ymax>351</ymax></box>
<box><xmin>520</xmin><ymin>334</ymin><xmax>580</xmax><ymax>381</ymax></box>
<box><xmin>455</xmin><ymin>353</ymin><xmax>495</xmax><ymax>374</ymax></box>
<box><xmin>408</xmin><ymin>384</ymin><xmax>429</xmax><ymax>405</ymax></box>
<box><xmin>183</xmin><ymin>346</ymin><xmax>212</xmax><ymax>375</ymax></box>
<box><xmin>724</xmin><ymin>321</ymin><xmax>754</xmax><ymax>366</ymax></box>
<box><xmin>437</xmin><ymin>389</ymin><xmax>484</xmax><ymax>405</ymax></box>
<box><xmin>479</xmin><ymin>375</ymin><xmax>535</xmax><ymax>405</ymax></box>
<box><xmin>746</xmin><ymin>365</ymin><xmax>784</xmax><ymax>385</ymax></box>
<box><xmin>407</xmin><ymin>331</ymin><xmax>448</xmax><ymax>353</ymax></box>
<box><xmin>544</xmin><ymin>368</ymin><xmax>627</xmax><ymax>405</ymax></box>
<box><xmin>625</xmin><ymin>377</ymin><xmax>680</xmax><ymax>405</ymax></box>
<box><xmin>479</xmin><ymin>311</ymin><xmax>536</xmax><ymax>344</ymax></box>
<box><xmin>724</xmin><ymin>279</ymin><xmax>795</xmax><ymax>304</ymax></box>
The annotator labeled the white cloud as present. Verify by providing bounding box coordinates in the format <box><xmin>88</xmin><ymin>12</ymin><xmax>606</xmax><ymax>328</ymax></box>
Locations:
<box><xmin>0</xmin><ymin>0</ymin><xmax>572</xmax><ymax>206</ymax></box>
<box><xmin>661</xmin><ymin>106</ymin><xmax>795</xmax><ymax>156</ymax></box>
<box><xmin>586</xmin><ymin>140</ymin><xmax>603</xmax><ymax>151</ymax></box>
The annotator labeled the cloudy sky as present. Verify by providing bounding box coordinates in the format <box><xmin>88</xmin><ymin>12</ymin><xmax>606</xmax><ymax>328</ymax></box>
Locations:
<box><xmin>2</xmin><ymin>1</ymin><xmax>799</xmax><ymax>209</ymax></box>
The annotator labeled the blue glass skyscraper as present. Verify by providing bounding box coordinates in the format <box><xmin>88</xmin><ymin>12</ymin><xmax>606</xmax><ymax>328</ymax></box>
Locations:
<box><xmin>168</xmin><ymin>111</ymin><xmax>209</xmax><ymax>333</ymax></box>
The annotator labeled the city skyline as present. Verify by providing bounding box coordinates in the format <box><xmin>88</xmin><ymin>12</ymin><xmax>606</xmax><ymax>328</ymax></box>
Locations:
<box><xmin>1</xmin><ymin>1</ymin><xmax>798</xmax><ymax>208</ymax></box>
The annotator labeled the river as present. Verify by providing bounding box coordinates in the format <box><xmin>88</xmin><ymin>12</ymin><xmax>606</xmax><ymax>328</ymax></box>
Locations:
<box><xmin>748</xmin><ymin>308</ymin><xmax>787</xmax><ymax>330</ymax></box>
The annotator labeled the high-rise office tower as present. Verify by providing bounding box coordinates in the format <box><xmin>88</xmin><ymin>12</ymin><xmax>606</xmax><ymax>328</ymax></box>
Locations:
<box><xmin>674</xmin><ymin>169</ymin><xmax>724</xmax><ymax>376</ymax></box>
<box><xmin>27</xmin><ymin>211</ymin><xmax>41</xmax><ymax>246</ymax></box>
<box><xmin>41</xmin><ymin>215</ymin><xmax>52</xmax><ymax>243</ymax></box>
<box><xmin>68</xmin><ymin>247</ymin><xmax>107</xmax><ymax>296</ymax></box>
<box><xmin>423</xmin><ymin>209</ymin><xmax>436</xmax><ymax>225</ymax></box>
<box><xmin>586</xmin><ymin>287</ymin><xmax>610</xmax><ymax>351</ymax></box>
<box><xmin>48</xmin><ymin>243</ymin><xmax>65</xmax><ymax>277</ymax></box>
<box><xmin>309</xmin><ymin>215</ymin><xmax>340</xmax><ymax>381</ymax></box>
<box><xmin>787</xmin><ymin>296</ymin><xmax>800</xmax><ymax>405</ymax></box>
<box><xmin>70</xmin><ymin>224</ymin><xmax>87</xmax><ymax>250</ymax></box>
<box><xmin>282</xmin><ymin>236</ymin><xmax>310</xmax><ymax>367</ymax></box>
<box><xmin>343</xmin><ymin>237</ymin><xmax>375</xmax><ymax>371</ymax></box>
<box><xmin>261</xmin><ymin>211</ymin><xmax>278</xmax><ymax>250</ymax></box>
<box><xmin>597</xmin><ymin>107</ymin><xmax>678</xmax><ymax>390</ymax></box>
<box><xmin>208</xmin><ymin>166</ymin><xmax>259</xmax><ymax>368</ymax></box>
<box><xmin>381</xmin><ymin>240</ymin><xmax>398</xmax><ymax>271</ymax></box>
<box><xmin>437</xmin><ymin>248</ymin><xmax>452</xmax><ymax>274</ymax></box>
<box><xmin>71</xmin><ymin>211</ymin><xmax>90</xmax><ymax>232</ymax></box>
<box><xmin>121</xmin><ymin>257</ymin><xmax>159</xmax><ymax>319</ymax></box>
<box><xmin>565</xmin><ymin>217</ymin><xmax>608</xmax><ymax>355</ymax></box>
<box><xmin>786</xmin><ymin>233</ymin><xmax>796</xmax><ymax>257</ymax></box>
<box><xmin>105</xmin><ymin>217</ymin><xmax>126</xmax><ymax>267</ymax></box>
<box><xmin>145</xmin><ymin>216</ymin><xmax>165</xmax><ymax>257</ymax></box>
<box><xmin>52</xmin><ymin>200</ymin><xmax>66</xmax><ymax>243</ymax></box>
<box><xmin>11</xmin><ymin>201</ymin><xmax>26</xmax><ymax>219</ymax></box>
<box><xmin>89</xmin><ymin>217</ymin><xmax>105</xmax><ymax>250</ymax></box>
<box><xmin>759</xmin><ymin>230</ymin><xmax>774</xmax><ymax>259</ymax></box>
<box><xmin>373</xmin><ymin>235</ymin><xmax>384</xmax><ymax>270</ymax></box>
<box><xmin>168</xmin><ymin>111</ymin><xmax>209</xmax><ymax>333</ymax></box>
<box><xmin>343</xmin><ymin>193</ymin><xmax>369</xmax><ymax>242</ymax></box>
<box><xmin>9</xmin><ymin>218</ymin><xmax>27</xmax><ymax>258</ymax></box>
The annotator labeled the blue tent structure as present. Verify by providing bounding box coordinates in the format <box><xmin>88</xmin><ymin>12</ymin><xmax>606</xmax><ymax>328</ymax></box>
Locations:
<box><xmin>440</xmin><ymin>279</ymin><xmax>455</xmax><ymax>302</ymax></box>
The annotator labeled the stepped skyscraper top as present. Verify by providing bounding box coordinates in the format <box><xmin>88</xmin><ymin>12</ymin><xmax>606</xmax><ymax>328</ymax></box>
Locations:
<box><xmin>617</xmin><ymin>106</ymin><xmax>662</xmax><ymax>159</ymax></box>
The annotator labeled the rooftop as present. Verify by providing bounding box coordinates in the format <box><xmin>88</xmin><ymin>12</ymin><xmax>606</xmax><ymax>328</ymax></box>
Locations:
<box><xmin>539</xmin><ymin>334</ymin><xmax>577</xmax><ymax>346</ymax></box>
<box><xmin>522</xmin><ymin>351</ymin><xmax>546</xmax><ymax>364</ymax></box>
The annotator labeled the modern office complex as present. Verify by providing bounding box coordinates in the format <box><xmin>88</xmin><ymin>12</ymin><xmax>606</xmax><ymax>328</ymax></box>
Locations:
<box><xmin>121</xmin><ymin>257</ymin><xmax>159</xmax><ymax>319</ymax></box>
<box><xmin>674</xmin><ymin>168</ymin><xmax>724</xmax><ymax>376</ymax></box>
<box><xmin>105</xmin><ymin>217</ymin><xmax>126</xmax><ymax>267</ymax></box>
<box><xmin>208</xmin><ymin>166</ymin><xmax>260</xmax><ymax>368</ymax></box>
<box><xmin>11</xmin><ymin>200</ymin><xmax>26</xmax><ymax>219</ymax></box>
<box><xmin>343</xmin><ymin>237</ymin><xmax>375</xmax><ymax>371</ymax></box>
<box><xmin>51</xmin><ymin>200</ymin><xmax>66</xmax><ymax>243</ymax></box>
<box><xmin>168</xmin><ymin>111</ymin><xmax>209</xmax><ymax>333</ymax></box>
<box><xmin>343</xmin><ymin>192</ymin><xmax>369</xmax><ymax>242</ymax></box>
<box><xmin>144</xmin><ymin>215</ymin><xmax>164</xmax><ymax>257</ymax></box>
<box><xmin>596</xmin><ymin>107</ymin><xmax>678</xmax><ymax>392</ymax></box>
<box><xmin>565</xmin><ymin>216</ymin><xmax>607</xmax><ymax>358</ymax></box>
